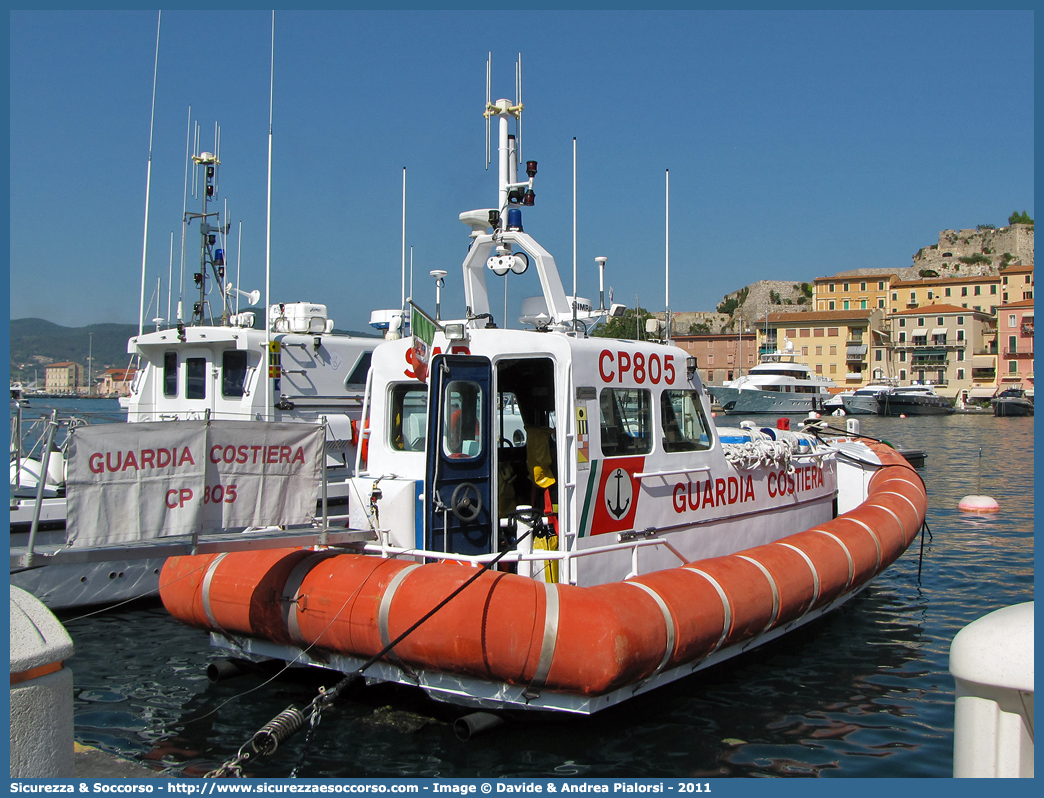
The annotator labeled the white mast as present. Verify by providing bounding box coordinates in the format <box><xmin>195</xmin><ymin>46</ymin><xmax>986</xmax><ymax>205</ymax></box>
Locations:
<box><xmin>137</xmin><ymin>11</ymin><xmax>161</xmax><ymax>337</ymax></box>
<box><xmin>166</xmin><ymin>231</ymin><xmax>173</xmax><ymax>326</ymax></box>
<box><xmin>665</xmin><ymin>168</ymin><xmax>671</xmax><ymax>344</ymax></box>
<box><xmin>264</xmin><ymin>10</ymin><xmax>275</xmax><ymax>421</ymax></box>
<box><xmin>401</xmin><ymin>166</ymin><xmax>407</xmax><ymax>335</ymax></box>
<box><xmin>572</xmin><ymin>137</ymin><xmax>577</xmax><ymax>334</ymax></box>
<box><xmin>236</xmin><ymin>221</ymin><xmax>243</xmax><ymax>314</ymax></box>
<box><xmin>177</xmin><ymin>106</ymin><xmax>191</xmax><ymax>323</ymax></box>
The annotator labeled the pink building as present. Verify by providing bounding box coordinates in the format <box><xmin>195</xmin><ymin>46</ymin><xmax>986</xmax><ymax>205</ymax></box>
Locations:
<box><xmin>670</xmin><ymin>333</ymin><xmax>758</xmax><ymax>385</ymax></box>
<box><xmin>998</xmin><ymin>299</ymin><xmax>1034</xmax><ymax>389</ymax></box>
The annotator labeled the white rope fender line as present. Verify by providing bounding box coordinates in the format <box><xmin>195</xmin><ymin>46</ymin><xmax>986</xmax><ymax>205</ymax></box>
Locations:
<box><xmin>812</xmin><ymin>529</ymin><xmax>855</xmax><ymax>590</ymax></box>
<box><xmin>876</xmin><ymin>471</ymin><xmax>927</xmax><ymax>502</ymax></box>
<box><xmin>736</xmin><ymin>554</ymin><xmax>781</xmax><ymax>632</ymax></box>
<box><xmin>776</xmin><ymin>542</ymin><xmax>821</xmax><ymax>607</ymax></box>
<box><xmin>835</xmin><ymin>516</ymin><xmax>883</xmax><ymax>571</ymax></box>
<box><xmin>201</xmin><ymin>552</ymin><xmax>230</xmax><ymax>633</ymax></box>
<box><xmin>867</xmin><ymin>502</ymin><xmax>908</xmax><ymax>546</ymax></box>
<box><xmin>681</xmin><ymin>566</ymin><xmax>732</xmax><ymax>655</ymax></box>
<box><xmin>624</xmin><ymin>581</ymin><xmax>676</xmax><ymax>676</ymax></box>
<box><xmin>528</xmin><ymin>581</ymin><xmax>560</xmax><ymax>694</ymax></box>
<box><xmin>377</xmin><ymin>563</ymin><xmax>423</xmax><ymax>663</ymax></box>
<box><xmin>876</xmin><ymin>490</ymin><xmax>924</xmax><ymax>520</ymax></box>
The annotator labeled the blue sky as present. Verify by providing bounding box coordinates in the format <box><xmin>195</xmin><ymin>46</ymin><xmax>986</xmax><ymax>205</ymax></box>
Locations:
<box><xmin>9</xmin><ymin>9</ymin><xmax>1035</xmax><ymax>333</ymax></box>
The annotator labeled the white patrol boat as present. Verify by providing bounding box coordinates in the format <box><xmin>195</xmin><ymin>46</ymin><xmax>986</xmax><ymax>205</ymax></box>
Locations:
<box><xmin>160</xmin><ymin>87</ymin><xmax>926</xmax><ymax>716</ymax></box>
<box><xmin>11</xmin><ymin>139</ymin><xmax>380</xmax><ymax>610</ymax></box>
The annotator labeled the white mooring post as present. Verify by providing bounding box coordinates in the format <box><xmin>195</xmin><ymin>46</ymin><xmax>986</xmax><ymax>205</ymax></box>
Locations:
<box><xmin>10</xmin><ymin>585</ymin><xmax>76</xmax><ymax>777</ymax></box>
<box><xmin>950</xmin><ymin>601</ymin><xmax>1034</xmax><ymax>777</ymax></box>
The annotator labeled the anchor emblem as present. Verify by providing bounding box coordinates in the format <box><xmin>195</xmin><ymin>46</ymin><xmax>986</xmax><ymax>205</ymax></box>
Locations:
<box><xmin>605</xmin><ymin>468</ymin><xmax>633</xmax><ymax>519</ymax></box>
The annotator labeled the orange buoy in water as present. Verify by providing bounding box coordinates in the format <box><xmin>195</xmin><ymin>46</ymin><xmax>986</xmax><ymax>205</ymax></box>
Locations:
<box><xmin>958</xmin><ymin>495</ymin><xmax>1000</xmax><ymax>513</ymax></box>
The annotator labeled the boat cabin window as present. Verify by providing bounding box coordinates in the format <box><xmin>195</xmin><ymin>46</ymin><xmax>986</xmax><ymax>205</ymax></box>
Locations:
<box><xmin>599</xmin><ymin>388</ymin><xmax>652</xmax><ymax>457</ymax></box>
<box><xmin>390</xmin><ymin>384</ymin><xmax>427</xmax><ymax>451</ymax></box>
<box><xmin>221</xmin><ymin>351</ymin><xmax>248</xmax><ymax>398</ymax></box>
<box><xmin>186</xmin><ymin>357</ymin><xmax>207</xmax><ymax>400</ymax></box>
<box><xmin>661</xmin><ymin>390</ymin><xmax>712</xmax><ymax>452</ymax></box>
<box><xmin>345</xmin><ymin>352</ymin><xmax>372</xmax><ymax>389</ymax></box>
<box><xmin>442</xmin><ymin>380</ymin><xmax>483</xmax><ymax>459</ymax></box>
<box><xmin>163</xmin><ymin>352</ymin><xmax>178</xmax><ymax>397</ymax></box>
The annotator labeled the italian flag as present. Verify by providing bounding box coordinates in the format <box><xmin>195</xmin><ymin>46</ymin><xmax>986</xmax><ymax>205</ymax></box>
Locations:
<box><xmin>410</xmin><ymin>304</ymin><xmax>438</xmax><ymax>383</ymax></box>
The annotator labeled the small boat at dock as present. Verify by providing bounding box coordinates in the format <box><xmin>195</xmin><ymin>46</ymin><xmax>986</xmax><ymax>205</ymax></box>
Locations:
<box><xmin>992</xmin><ymin>387</ymin><xmax>1033</xmax><ymax>417</ymax></box>
<box><xmin>876</xmin><ymin>384</ymin><xmax>954</xmax><ymax>416</ymax></box>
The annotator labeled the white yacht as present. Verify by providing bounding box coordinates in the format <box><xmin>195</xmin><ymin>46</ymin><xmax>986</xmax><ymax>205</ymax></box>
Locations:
<box><xmin>709</xmin><ymin>342</ymin><xmax>836</xmax><ymax>414</ymax></box>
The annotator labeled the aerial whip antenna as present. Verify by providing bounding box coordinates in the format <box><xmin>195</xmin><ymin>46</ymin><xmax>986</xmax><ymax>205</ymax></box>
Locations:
<box><xmin>177</xmin><ymin>106</ymin><xmax>191</xmax><ymax>322</ymax></box>
<box><xmin>264</xmin><ymin>10</ymin><xmax>275</xmax><ymax>422</ymax></box>
<box><xmin>665</xmin><ymin>169</ymin><xmax>671</xmax><ymax>344</ymax></box>
<box><xmin>572</xmin><ymin>137</ymin><xmax>577</xmax><ymax>334</ymax></box>
<box><xmin>137</xmin><ymin>10</ymin><xmax>161</xmax><ymax>337</ymax></box>
<box><xmin>485</xmin><ymin>52</ymin><xmax>492</xmax><ymax>169</ymax></box>
<box><xmin>401</xmin><ymin>166</ymin><xmax>407</xmax><ymax>336</ymax></box>
<box><xmin>515</xmin><ymin>53</ymin><xmax>522</xmax><ymax>165</ymax></box>
<box><xmin>236</xmin><ymin>221</ymin><xmax>243</xmax><ymax>314</ymax></box>
<box><xmin>166</xmin><ymin>231</ymin><xmax>173</xmax><ymax>326</ymax></box>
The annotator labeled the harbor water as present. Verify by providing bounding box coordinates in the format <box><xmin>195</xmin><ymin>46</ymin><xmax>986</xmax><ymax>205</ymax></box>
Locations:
<box><xmin>36</xmin><ymin>402</ymin><xmax>1034</xmax><ymax>778</ymax></box>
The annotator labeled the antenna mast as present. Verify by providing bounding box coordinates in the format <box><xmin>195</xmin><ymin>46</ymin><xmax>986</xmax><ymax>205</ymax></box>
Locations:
<box><xmin>137</xmin><ymin>10</ymin><xmax>161</xmax><ymax>337</ymax></box>
<box><xmin>485</xmin><ymin>53</ymin><xmax>492</xmax><ymax>169</ymax></box>
<box><xmin>665</xmin><ymin>169</ymin><xmax>671</xmax><ymax>344</ymax></box>
<box><xmin>572</xmin><ymin>137</ymin><xmax>577</xmax><ymax>334</ymax></box>
<box><xmin>265</xmin><ymin>10</ymin><xmax>275</xmax><ymax>422</ymax></box>
<box><xmin>401</xmin><ymin>166</ymin><xmax>407</xmax><ymax>336</ymax></box>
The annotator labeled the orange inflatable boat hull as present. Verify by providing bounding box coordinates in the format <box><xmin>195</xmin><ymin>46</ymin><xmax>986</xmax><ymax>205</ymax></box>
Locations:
<box><xmin>160</xmin><ymin>442</ymin><xmax>925</xmax><ymax>697</ymax></box>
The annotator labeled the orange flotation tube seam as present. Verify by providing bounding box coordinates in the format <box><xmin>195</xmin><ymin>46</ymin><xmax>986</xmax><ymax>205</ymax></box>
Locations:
<box><xmin>160</xmin><ymin>442</ymin><xmax>926</xmax><ymax>698</ymax></box>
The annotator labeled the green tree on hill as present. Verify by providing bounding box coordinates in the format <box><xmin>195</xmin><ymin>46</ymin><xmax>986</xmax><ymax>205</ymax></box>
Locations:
<box><xmin>1008</xmin><ymin>211</ymin><xmax>1033</xmax><ymax>226</ymax></box>
<box><xmin>592</xmin><ymin>307</ymin><xmax>653</xmax><ymax>340</ymax></box>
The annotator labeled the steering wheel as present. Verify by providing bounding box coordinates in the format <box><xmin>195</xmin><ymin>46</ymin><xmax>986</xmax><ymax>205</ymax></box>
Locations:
<box><xmin>450</xmin><ymin>482</ymin><xmax>482</xmax><ymax>522</ymax></box>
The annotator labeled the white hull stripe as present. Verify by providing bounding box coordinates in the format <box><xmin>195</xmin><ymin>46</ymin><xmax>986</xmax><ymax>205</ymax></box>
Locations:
<box><xmin>812</xmin><ymin>529</ymin><xmax>854</xmax><ymax>589</ymax></box>
<box><xmin>529</xmin><ymin>581</ymin><xmax>560</xmax><ymax>692</ymax></box>
<box><xmin>869</xmin><ymin>502</ymin><xmax>907</xmax><ymax>545</ymax></box>
<box><xmin>283</xmin><ymin>551</ymin><xmax>340</xmax><ymax>648</ymax></box>
<box><xmin>736</xmin><ymin>555</ymin><xmax>780</xmax><ymax>632</ymax></box>
<box><xmin>682</xmin><ymin>567</ymin><xmax>732</xmax><ymax>653</ymax></box>
<box><xmin>838</xmin><ymin>517</ymin><xmax>882</xmax><ymax>570</ymax></box>
<box><xmin>201</xmin><ymin>552</ymin><xmax>230</xmax><ymax>632</ymax></box>
<box><xmin>876</xmin><ymin>490</ymin><xmax>922</xmax><ymax>522</ymax></box>
<box><xmin>377</xmin><ymin>563</ymin><xmax>423</xmax><ymax>657</ymax></box>
<box><xmin>625</xmin><ymin>581</ymin><xmax>676</xmax><ymax>675</ymax></box>
<box><xmin>776</xmin><ymin>542</ymin><xmax>820</xmax><ymax>606</ymax></box>
<box><xmin>877</xmin><ymin>473</ymin><xmax>926</xmax><ymax>502</ymax></box>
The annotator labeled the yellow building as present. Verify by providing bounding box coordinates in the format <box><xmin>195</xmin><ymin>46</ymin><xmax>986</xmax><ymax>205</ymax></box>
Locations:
<box><xmin>889</xmin><ymin>274</ymin><xmax>1002</xmax><ymax>315</ymax></box>
<box><xmin>1000</xmin><ymin>263</ymin><xmax>1034</xmax><ymax>304</ymax></box>
<box><xmin>43</xmin><ymin>362</ymin><xmax>84</xmax><ymax>394</ymax></box>
<box><xmin>812</xmin><ymin>273</ymin><xmax>896</xmax><ymax>313</ymax></box>
<box><xmin>760</xmin><ymin>309</ymin><xmax>888</xmax><ymax>389</ymax></box>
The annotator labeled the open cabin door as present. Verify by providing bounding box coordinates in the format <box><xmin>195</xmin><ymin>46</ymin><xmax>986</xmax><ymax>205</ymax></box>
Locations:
<box><xmin>424</xmin><ymin>354</ymin><xmax>494</xmax><ymax>555</ymax></box>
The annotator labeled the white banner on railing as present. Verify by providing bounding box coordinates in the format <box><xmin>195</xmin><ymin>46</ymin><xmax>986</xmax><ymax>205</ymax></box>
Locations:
<box><xmin>66</xmin><ymin>420</ymin><xmax>324</xmax><ymax>548</ymax></box>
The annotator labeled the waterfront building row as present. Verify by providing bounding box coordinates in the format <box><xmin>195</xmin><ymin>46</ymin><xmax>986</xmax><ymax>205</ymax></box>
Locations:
<box><xmin>812</xmin><ymin>263</ymin><xmax>1033</xmax><ymax>316</ymax></box>
<box><xmin>672</xmin><ymin>299</ymin><xmax>1033</xmax><ymax>399</ymax></box>
<box><xmin>40</xmin><ymin>362</ymin><xmax>135</xmax><ymax>396</ymax></box>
